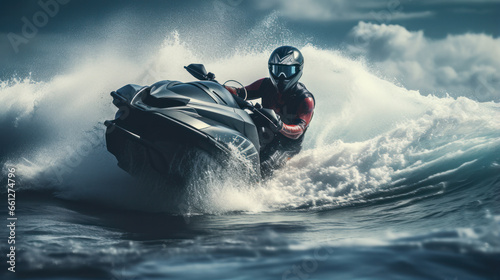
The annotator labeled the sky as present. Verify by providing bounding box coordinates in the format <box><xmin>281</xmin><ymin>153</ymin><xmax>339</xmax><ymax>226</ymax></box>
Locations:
<box><xmin>1</xmin><ymin>0</ymin><xmax>499</xmax><ymax>101</ymax></box>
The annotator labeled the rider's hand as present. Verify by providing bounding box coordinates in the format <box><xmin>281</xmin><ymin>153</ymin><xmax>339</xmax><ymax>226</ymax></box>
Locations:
<box><xmin>270</xmin><ymin>114</ymin><xmax>283</xmax><ymax>133</ymax></box>
<box><xmin>257</xmin><ymin>108</ymin><xmax>283</xmax><ymax>133</ymax></box>
<box><xmin>224</xmin><ymin>86</ymin><xmax>247</xmax><ymax>99</ymax></box>
<box><xmin>224</xmin><ymin>85</ymin><xmax>238</xmax><ymax>95</ymax></box>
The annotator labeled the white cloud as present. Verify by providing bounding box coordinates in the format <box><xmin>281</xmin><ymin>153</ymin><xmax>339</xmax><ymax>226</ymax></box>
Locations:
<box><xmin>347</xmin><ymin>22</ymin><xmax>500</xmax><ymax>102</ymax></box>
<box><xmin>254</xmin><ymin>0</ymin><xmax>434</xmax><ymax>22</ymax></box>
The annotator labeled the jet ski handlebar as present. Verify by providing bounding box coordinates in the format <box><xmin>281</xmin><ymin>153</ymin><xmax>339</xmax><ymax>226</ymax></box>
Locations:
<box><xmin>184</xmin><ymin>63</ymin><xmax>278</xmax><ymax>130</ymax></box>
<box><xmin>185</xmin><ymin>63</ymin><xmax>248</xmax><ymax>99</ymax></box>
<box><xmin>184</xmin><ymin>64</ymin><xmax>216</xmax><ymax>82</ymax></box>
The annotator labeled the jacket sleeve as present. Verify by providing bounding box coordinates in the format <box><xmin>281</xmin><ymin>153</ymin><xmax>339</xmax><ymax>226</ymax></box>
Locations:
<box><xmin>224</xmin><ymin>78</ymin><xmax>266</xmax><ymax>100</ymax></box>
<box><xmin>279</xmin><ymin>97</ymin><xmax>315</xmax><ymax>140</ymax></box>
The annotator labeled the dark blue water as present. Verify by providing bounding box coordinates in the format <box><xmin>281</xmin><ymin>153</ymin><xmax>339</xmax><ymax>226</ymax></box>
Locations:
<box><xmin>1</xmin><ymin>34</ymin><xmax>500</xmax><ymax>279</ymax></box>
<box><xmin>1</xmin><ymin>168</ymin><xmax>499</xmax><ymax>279</ymax></box>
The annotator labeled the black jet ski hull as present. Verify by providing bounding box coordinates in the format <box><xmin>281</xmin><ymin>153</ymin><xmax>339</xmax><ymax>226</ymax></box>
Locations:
<box><xmin>104</xmin><ymin>80</ymin><xmax>261</xmax><ymax>181</ymax></box>
<box><xmin>105</xmin><ymin>118</ymin><xmax>223</xmax><ymax>178</ymax></box>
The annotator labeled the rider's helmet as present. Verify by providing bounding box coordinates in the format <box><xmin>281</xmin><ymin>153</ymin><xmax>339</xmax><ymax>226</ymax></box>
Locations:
<box><xmin>268</xmin><ymin>46</ymin><xmax>304</xmax><ymax>93</ymax></box>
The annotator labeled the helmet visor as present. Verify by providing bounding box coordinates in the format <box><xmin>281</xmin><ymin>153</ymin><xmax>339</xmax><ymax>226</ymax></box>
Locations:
<box><xmin>270</xmin><ymin>64</ymin><xmax>298</xmax><ymax>79</ymax></box>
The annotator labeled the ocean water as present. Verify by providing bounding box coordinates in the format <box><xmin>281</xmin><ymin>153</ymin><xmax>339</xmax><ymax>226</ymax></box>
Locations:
<box><xmin>1</xmin><ymin>29</ymin><xmax>500</xmax><ymax>279</ymax></box>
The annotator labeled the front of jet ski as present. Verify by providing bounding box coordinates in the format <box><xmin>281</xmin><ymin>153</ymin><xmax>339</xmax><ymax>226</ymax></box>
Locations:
<box><xmin>104</xmin><ymin>78</ymin><xmax>261</xmax><ymax>183</ymax></box>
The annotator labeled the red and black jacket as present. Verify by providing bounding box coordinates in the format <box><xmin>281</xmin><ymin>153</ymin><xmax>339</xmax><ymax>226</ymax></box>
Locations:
<box><xmin>226</xmin><ymin>78</ymin><xmax>315</xmax><ymax>140</ymax></box>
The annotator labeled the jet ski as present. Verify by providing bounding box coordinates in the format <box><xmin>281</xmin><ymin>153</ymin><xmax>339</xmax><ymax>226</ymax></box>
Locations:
<box><xmin>104</xmin><ymin>64</ymin><xmax>281</xmax><ymax>182</ymax></box>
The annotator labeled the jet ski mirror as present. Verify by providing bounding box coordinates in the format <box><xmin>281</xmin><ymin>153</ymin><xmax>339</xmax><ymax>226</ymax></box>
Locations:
<box><xmin>184</xmin><ymin>64</ymin><xmax>216</xmax><ymax>81</ymax></box>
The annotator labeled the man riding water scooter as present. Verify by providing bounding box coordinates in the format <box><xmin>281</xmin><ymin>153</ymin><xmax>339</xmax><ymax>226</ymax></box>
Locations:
<box><xmin>225</xmin><ymin>46</ymin><xmax>315</xmax><ymax>177</ymax></box>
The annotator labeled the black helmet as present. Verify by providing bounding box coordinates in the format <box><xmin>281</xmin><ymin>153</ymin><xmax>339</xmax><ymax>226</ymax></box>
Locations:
<box><xmin>268</xmin><ymin>46</ymin><xmax>304</xmax><ymax>93</ymax></box>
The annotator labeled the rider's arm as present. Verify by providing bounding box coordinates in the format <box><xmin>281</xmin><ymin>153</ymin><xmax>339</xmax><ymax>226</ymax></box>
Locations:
<box><xmin>224</xmin><ymin>78</ymin><xmax>266</xmax><ymax>100</ymax></box>
<box><xmin>279</xmin><ymin>97</ymin><xmax>315</xmax><ymax>140</ymax></box>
